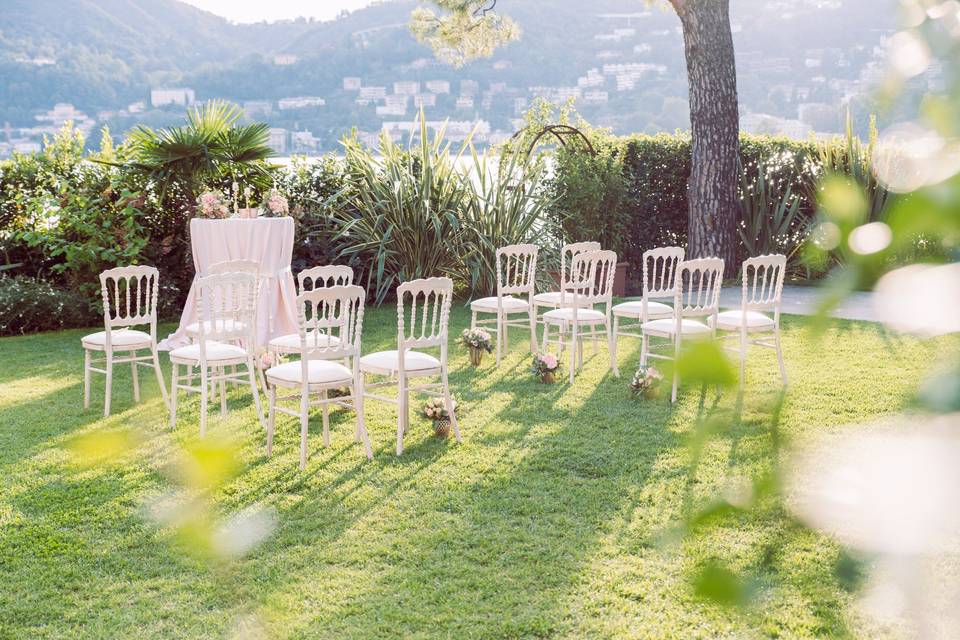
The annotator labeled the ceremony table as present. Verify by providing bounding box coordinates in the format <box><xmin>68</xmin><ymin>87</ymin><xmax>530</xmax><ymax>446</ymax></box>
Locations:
<box><xmin>159</xmin><ymin>217</ymin><xmax>299</xmax><ymax>351</ymax></box>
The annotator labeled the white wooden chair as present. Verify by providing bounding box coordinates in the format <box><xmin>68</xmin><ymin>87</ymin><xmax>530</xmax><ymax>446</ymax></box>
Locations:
<box><xmin>81</xmin><ymin>266</ymin><xmax>169</xmax><ymax>417</ymax></box>
<box><xmin>169</xmin><ymin>272</ymin><xmax>264</xmax><ymax>436</ymax></box>
<box><xmin>640</xmin><ymin>258</ymin><xmax>724</xmax><ymax>403</ymax></box>
<box><xmin>533</xmin><ymin>241</ymin><xmax>601</xmax><ymax>324</ymax></box>
<box><xmin>265</xmin><ymin>285</ymin><xmax>372</xmax><ymax>470</ymax></box>
<box><xmin>470</xmin><ymin>244</ymin><xmax>538</xmax><ymax>366</ymax></box>
<box><xmin>268</xmin><ymin>266</ymin><xmax>353</xmax><ymax>357</ymax></box>
<box><xmin>711</xmin><ymin>254</ymin><xmax>788</xmax><ymax>393</ymax></box>
<box><xmin>541</xmin><ymin>250</ymin><xmax>618</xmax><ymax>384</ymax></box>
<box><xmin>360</xmin><ymin>277</ymin><xmax>460</xmax><ymax>456</ymax></box>
<box><xmin>611</xmin><ymin>246</ymin><xmax>685</xmax><ymax>377</ymax></box>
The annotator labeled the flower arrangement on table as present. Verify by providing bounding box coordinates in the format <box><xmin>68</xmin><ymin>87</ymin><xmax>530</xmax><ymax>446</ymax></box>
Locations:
<box><xmin>531</xmin><ymin>353</ymin><xmax>560</xmax><ymax>383</ymax></box>
<box><xmin>196</xmin><ymin>190</ymin><xmax>230</xmax><ymax>219</ymax></box>
<box><xmin>461</xmin><ymin>327</ymin><xmax>494</xmax><ymax>366</ymax></box>
<box><xmin>422</xmin><ymin>397</ymin><xmax>456</xmax><ymax>438</ymax></box>
<box><xmin>630</xmin><ymin>365</ymin><xmax>664</xmax><ymax>399</ymax></box>
<box><xmin>261</xmin><ymin>189</ymin><xmax>290</xmax><ymax>218</ymax></box>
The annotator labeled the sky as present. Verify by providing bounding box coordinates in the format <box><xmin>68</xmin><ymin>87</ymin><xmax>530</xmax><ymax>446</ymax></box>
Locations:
<box><xmin>180</xmin><ymin>0</ymin><xmax>382</xmax><ymax>23</ymax></box>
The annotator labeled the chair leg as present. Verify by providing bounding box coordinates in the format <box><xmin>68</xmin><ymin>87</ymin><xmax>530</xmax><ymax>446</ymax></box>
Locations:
<box><xmin>569</xmin><ymin>323</ymin><xmax>577</xmax><ymax>384</ymax></box>
<box><xmin>495</xmin><ymin>315</ymin><xmax>503</xmax><ymax>367</ymax></box>
<box><xmin>774</xmin><ymin>327</ymin><xmax>787</xmax><ymax>385</ymax></box>
<box><xmin>151</xmin><ymin>348</ymin><xmax>169</xmax><ymax>410</ymax></box>
<box><xmin>83</xmin><ymin>349</ymin><xmax>91</xmax><ymax>410</ymax></box>
<box><xmin>442</xmin><ymin>368</ymin><xmax>462</xmax><ymax>443</ymax></box>
<box><xmin>611</xmin><ymin>317</ymin><xmax>620</xmax><ymax>378</ymax></box>
<box><xmin>299</xmin><ymin>387</ymin><xmax>310</xmax><ymax>471</ymax></box>
<box><xmin>470</xmin><ymin>310</ymin><xmax>477</xmax><ymax>329</ymax></box>
<box><xmin>131</xmin><ymin>354</ymin><xmax>140</xmax><ymax>403</ymax></box>
<box><xmin>640</xmin><ymin>333</ymin><xmax>649</xmax><ymax>367</ymax></box>
<box><xmin>247</xmin><ymin>358</ymin><xmax>265</xmax><ymax>429</ymax></box>
<box><xmin>321</xmin><ymin>389</ymin><xmax>330</xmax><ymax>447</ymax></box>
<box><xmin>104</xmin><ymin>351</ymin><xmax>114</xmax><ymax>418</ymax></box>
<box><xmin>739</xmin><ymin>327</ymin><xmax>748</xmax><ymax>396</ymax></box>
<box><xmin>503</xmin><ymin>312</ymin><xmax>509</xmax><ymax>352</ymax></box>
<box><xmin>169</xmin><ymin>363</ymin><xmax>179</xmax><ymax>428</ymax></box>
<box><xmin>528</xmin><ymin>309</ymin><xmax>536</xmax><ymax>353</ymax></box>
<box><xmin>219</xmin><ymin>368</ymin><xmax>228</xmax><ymax>417</ymax></box>
<box><xmin>396</xmin><ymin>375</ymin><xmax>408</xmax><ymax>456</ymax></box>
<box><xmin>541</xmin><ymin>319</ymin><xmax>549</xmax><ymax>353</ymax></box>
<box><xmin>199</xmin><ymin>366</ymin><xmax>208</xmax><ymax>437</ymax></box>
<box><xmin>266</xmin><ymin>385</ymin><xmax>276</xmax><ymax>455</ymax></box>
<box><xmin>355</xmin><ymin>373</ymin><xmax>364</xmax><ymax>443</ymax></box>
<box><xmin>671</xmin><ymin>336</ymin><xmax>681</xmax><ymax>403</ymax></box>
<box><xmin>354</xmin><ymin>376</ymin><xmax>373</xmax><ymax>459</ymax></box>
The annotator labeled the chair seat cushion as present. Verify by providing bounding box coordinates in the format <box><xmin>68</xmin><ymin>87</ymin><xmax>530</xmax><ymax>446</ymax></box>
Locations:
<box><xmin>81</xmin><ymin>329</ymin><xmax>152</xmax><ymax>349</ymax></box>
<box><xmin>266</xmin><ymin>360</ymin><xmax>353</xmax><ymax>386</ymax></box>
<box><xmin>543</xmin><ymin>307</ymin><xmax>606</xmax><ymax>323</ymax></box>
<box><xmin>613</xmin><ymin>300</ymin><xmax>673</xmax><ymax>318</ymax></box>
<box><xmin>268</xmin><ymin>331</ymin><xmax>340</xmax><ymax>352</ymax></box>
<box><xmin>470</xmin><ymin>296</ymin><xmax>529</xmax><ymax>312</ymax></box>
<box><xmin>169</xmin><ymin>341</ymin><xmax>247</xmax><ymax>362</ymax></box>
<box><xmin>713</xmin><ymin>310</ymin><xmax>776</xmax><ymax>330</ymax></box>
<box><xmin>184</xmin><ymin>319</ymin><xmax>247</xmax><ymax>336</ymax></box>
<box><xmin>641</xmin><ymin>318</ymin><xmax>713</xmax><ymax>336</ymax></box>
<box><xmin>359</xmin><ymin>350</ymin><xmax>440</xmax><ymax>375</ymax></box>
<box><xmin>533</xmin><ymin>291</ymin><xmax>593</xmax><ymax>307</ymax></box>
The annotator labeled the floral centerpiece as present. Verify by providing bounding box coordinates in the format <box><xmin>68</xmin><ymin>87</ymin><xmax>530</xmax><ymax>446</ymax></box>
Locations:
<box><xmin>461</xmin><ymin>327</ymin><xmax>493</xmax><ymax>366</ymax></box>
<box><xmin>196</xmin><ymin>190</ymin><xmax>230</xmax><ymax>219</ymax></box>
<box><xmin>531</xmin><ymin>353</ymin><xmax>560</xmax><ymax>383</ymax></box>
<box><xmin>423</xmin><ymin>397</ymin><xmax>456</xmax><ymax>438</ymax></box>
<box><xmin>630</xmin><ymin>365</ymin><xmax>664</xmax><ymax>399</ymax></box>
<box><xmin>262</xmin><ymin>189</ymin><xmax>290</xmax><ymax>218</ymax></box>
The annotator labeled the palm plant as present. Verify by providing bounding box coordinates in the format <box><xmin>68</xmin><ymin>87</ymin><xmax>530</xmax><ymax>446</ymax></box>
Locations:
<box><xmin>333</xmin><ymin>116</ymin><xmax>472</xmax><ymax>304</ymax></box>
<box><xmin>121</xmin><ymin>100</ymin><xmax>276</xmax><ymax>201</ymax></box>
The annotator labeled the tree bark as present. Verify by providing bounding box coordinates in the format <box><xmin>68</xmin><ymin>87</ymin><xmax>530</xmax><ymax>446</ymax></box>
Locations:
<box><xmin>672</xmin><ymin>0</ymin><xmax>740</xmax><ymax>272</ymax></box>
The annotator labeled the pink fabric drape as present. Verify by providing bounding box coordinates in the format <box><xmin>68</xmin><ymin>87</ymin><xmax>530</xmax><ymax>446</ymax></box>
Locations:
<box><xmin>159</xmin><ymin>217</ymin><xmax>298</xmax><ymax>350</ymax></box>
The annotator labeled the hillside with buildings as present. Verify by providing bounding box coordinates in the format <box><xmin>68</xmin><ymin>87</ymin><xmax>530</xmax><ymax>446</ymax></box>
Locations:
<box><xmin>0</xmin><ymin>0</ymin><xmax>919</xmax><ymax>157</ymax></box>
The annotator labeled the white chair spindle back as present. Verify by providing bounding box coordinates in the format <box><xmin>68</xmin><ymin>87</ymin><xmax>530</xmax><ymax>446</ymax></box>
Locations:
<box><xmin>397</xmin><ymin>277</ymin><xmax>453</xmax><ymax>351</ymax></box>
<box><xmin>196</xmin><ymin>273</ymin><xmax>258</xmax><ymax>344</ymax></box>
<box><xmin>565</xmin><ymin>250</ymin><xmax>618</xmax><ymax>306</ymax></box>
<box><xmin>99</xmin><ymin>266</ymin><xmax>160</xmax><ymax>331</ymax></box>
<box><xmin>676</xmin><ymin>258</ymin><xmax>725</xmax><ymax>318</ymax></box>
<box><xmin>298</xmin><ymin>265</ymin><xmax>354</xmax><ymax>292</ymax></box>
<box><xmin>742</xmin><ymin>255</ymin><xmax>786</xmax><ymax>312</ymax></box>
<box><xmin>560</xmin><ymin>241</ymin><xmax>601</xmax><ymax>287</ymax></box>
<box><xmin>496</xmin><ymin>244</ymin><xmax>538</xmax><ymax>296</ymax></box>
<box><xmin>298</xmin><ymin>285</ymin><xmax>364</xmax><ymax>362</ymax></box>
<box><xmin>643</xmin><ymin>247</ymin><xmax>685</xmax><ymax>299</ymax></box>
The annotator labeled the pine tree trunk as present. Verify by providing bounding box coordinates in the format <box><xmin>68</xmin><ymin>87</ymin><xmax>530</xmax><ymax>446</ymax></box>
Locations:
<box><xmin>672</xmin><ymin>0</ymin><xmax>740</xmax><ymax>272</ymax></box>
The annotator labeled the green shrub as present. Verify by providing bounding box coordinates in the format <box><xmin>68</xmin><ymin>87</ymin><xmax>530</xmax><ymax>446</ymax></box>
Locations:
<box><xmin>0</xmin><ymin>275</ymin><xmax>98</xmax><ymax>335</ymax></box>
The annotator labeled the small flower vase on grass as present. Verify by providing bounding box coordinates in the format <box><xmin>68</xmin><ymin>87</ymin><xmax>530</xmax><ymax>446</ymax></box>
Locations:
<box><xmin>256</xmin><ymin>348</ymin><xmax>282</xmax><ymax>371</ymax></box>
<box><xmin>423</xmin><ymin>397</ymin><xmax>455</xmax><ymax>438</ymax></box>
<box><xmin>630</xmin><ymin>365</ymin><xmax>664</xmax><ymax>399</ymax></box>
<box><xmin>461</xmin><ymin>328</ymin><xmax>493</xmax><ymax>366</ymax></box>
<box><xmin>531</xmin><ymin>353</ymin><xmax>560</xmax><ymax>383</ymax></box>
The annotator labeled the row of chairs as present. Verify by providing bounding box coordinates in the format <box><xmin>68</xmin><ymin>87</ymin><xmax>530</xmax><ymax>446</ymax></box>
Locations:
<box><xmin>81</xmin><ymin>265</ymin><xmax>460</xmax><ymax>469</ymax></box>
<box><xmin>467</xmin><ymin>244</ymin><xmax>787</xmax><ymax>399</ymax></box>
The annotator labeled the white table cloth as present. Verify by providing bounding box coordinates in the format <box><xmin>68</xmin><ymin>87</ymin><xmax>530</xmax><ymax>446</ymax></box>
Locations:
<box><xmin>159</xmin><ymin>217</ymin><xmax>299</xmax><ymax>350</ymax></box>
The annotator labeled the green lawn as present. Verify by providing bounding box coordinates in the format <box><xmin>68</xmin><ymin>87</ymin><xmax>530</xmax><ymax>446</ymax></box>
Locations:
<box><xmin>0</xmin><ymin>307</ymin><xmax>956</xmax><ymax>639</ymax></box>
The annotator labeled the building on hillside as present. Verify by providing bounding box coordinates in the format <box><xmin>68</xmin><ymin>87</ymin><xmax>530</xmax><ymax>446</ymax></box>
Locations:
<box><xmin>455</xmin><ymin>96</ymin><xmax>475</xmax><ymax>110</ymax></box>
<box><xmin>425</xmin><ymin>80</ymin><xmax>450</xmax><ymax>94</ymax></box>
<box><xmin>343</xmin><ymin>77</ymin><xmax>362</xmax><ymax>91</ymax></box>
<box><xmin>243</xmin><ymin>100</ymin><xmax>273</xmax><ymax>116</ymax></box>
<box><xmin>291</xmin><ymin>130</ymin><xmax>321</xmax><ymax>154</ymax></box>
<box><xmin>582</xmin><ymin>91</ymin><xmax>609</xmax><ymax>105</ymax></box>
<box><xmin>359</xmin><ymin>86</ymin><xmax>387</xmax><ymax>100</ymax></box>
<box><xmin>278</xmin><ymin>97</ymin><xmax>326</xmax><ymax>110</ymax></box>
<box><xmin>394</xmin><ymin>81</ymin><xmax>421</xmax><ymax>96</ymax></box>
<box><xmin>268</xmin><ymin>128</ymin><xmax>288</xmax><ymax>154</ymax></box>
<box><xmin>493</xmin><ymin>60</ymin><xmax>512</xmax><ymax>70</ymax></box>
<box><xmin>460</xmin><ymin>80</ymin><xmax>480</xmax><ymax>97</ymax></box>
<box><xmin>273</xmin><ymin>54</ymin><xmax>299</xmax><ymax>66</ymax></box>
<box><xmin>34</xmin><ymin>103</ymin><xmax>95</xmax><ymax>134</ymax></box>
<box><xmin>150</xmin><ymin>87</ymin><xmax>195</xmax><ymax>108</ymax></box>
<box><xmin>414</xmin><ymin>94</ymin><xmax>436</xmax><ymax>108</ymax></box>
<box><xmin>127</xmin><ymin>101</ymin><xmax>146</xmax><ymax>114</ymax></box>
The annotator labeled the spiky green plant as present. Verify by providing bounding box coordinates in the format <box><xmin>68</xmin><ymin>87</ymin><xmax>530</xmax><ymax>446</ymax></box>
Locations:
<box><xmin>738</xmin><ymin>157</ymin><xmax>805</xmax><ymax>267</ymax></box>
<box><xmin>333</xmin><ymin>116</ymin><xmax>472</xmax><ymax>304</ymax></box>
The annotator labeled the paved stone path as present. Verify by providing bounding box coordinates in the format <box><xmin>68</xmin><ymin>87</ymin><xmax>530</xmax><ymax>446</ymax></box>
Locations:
<box><xmin>718</xmin><ymin>284</ymin><xmax>878</xmax><ymax>322</ymax></box>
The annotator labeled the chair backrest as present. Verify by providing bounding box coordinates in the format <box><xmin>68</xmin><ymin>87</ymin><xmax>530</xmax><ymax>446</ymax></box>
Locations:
<box><xmin>195</xmin><ymin>272</ymin><xmax>258</xmax><ymax>346</ymax></box>
<box><xmin>741</xmin><ymin>254</ymin><xmax>786</xmax><ymax>313</ymax></box>
<box><xmin>643</xmin><ymin>246</ymin><xmax>685</xmax><ymax>299</ymax></box>
<box><xmin>397</xmin><ymin>277</ymin><xmax>453</xmax><ymax>353</ymax></box>
<box><xmin>564</xmin><ymin>250</ymin><xmax>618</xmax><ymax>307</ymax></box>
<box><xmin>297</xmin><ymin>285</ymin><xmax>364</xmax><ymax>363</ymax></box>
<box><xmin>207</xmin><ymin>259</ymin><xmax>259</xmax><ymax>277</ymax></box>
<box><xmin>298</xmin><ymin>265</ymin><xmax>354</xmax><ymax>292</ymax></box>
<box><xmin>496</xmin><ymin>244</ymin><xmax>538</xmax><ymax>297</ymax></box>
<box><xmin>675</xmin><ymin>258</ymin><xmax>724</xmax><ymax>318</ymax></box>
<box><xmin>99</xmin><ymin>265</ymin><xmax>160</xmax><ymax>335</ymax></box>
<box><xmin>560</xmin><ymin>241</ymin><xmax>601</xmax><ymax>287</ymax></box>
